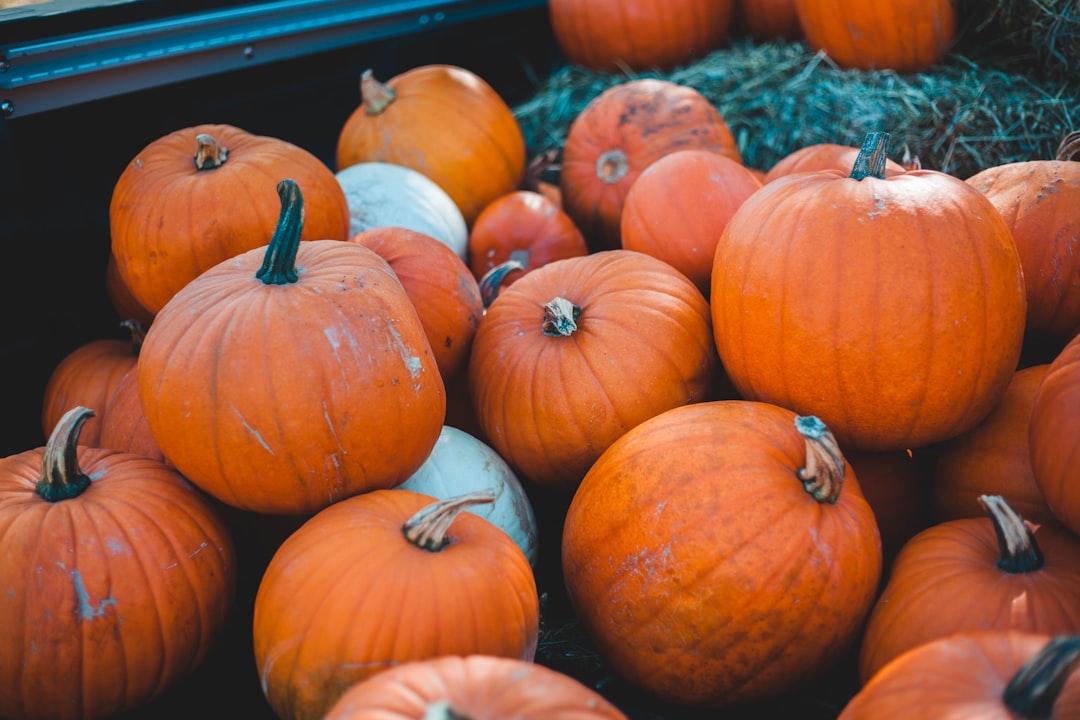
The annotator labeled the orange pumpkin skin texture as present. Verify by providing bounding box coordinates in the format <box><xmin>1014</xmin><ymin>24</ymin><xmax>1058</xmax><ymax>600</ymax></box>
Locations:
<box><xmin>548</xmin><ymin>0</ymin><xmax>734</xmax><ymax>73</ymax></box>
<box><xmin>137</xmin><ymin>181</ymin><xmax>445</xmax><ymax>515</ymax></box>
<box><xmin>0</xmin><ymin>408</ymin><xmax>237</xmax><ymax>720</ymax></box>
<box><xmin>335</xmin><ymin>65</ymin><xmax>525</xmax><ymax>227</ymax></box>
<box><xmin>621</xmin><ymin>149</ymin><xmax>762</xmax><ymax>297</ymax></box>
<box><xmin>468</xmin><ymin>249</ymin><xmax>718</xmax><ymax>490</ymax></box>
<box><xmin>322</xmin><ymin>654</ymin><xmax>628</xmax><ymax>720</ymax></box>
<box><xmin>841</xmin><ymin>632</ymin><xmax>1080</xmax><ymax>719</ymax></box>
<box><xmin>253</xmin><ymin>489</ymin><xmax>540</xmax><ymax>720</ymax></box>
<box><xmin>1030</xmin><ymin>333</ymin><xmax>1080</xmax><ymax>535</ymax></box>
<box><xmin>711</xmin><ymin>133</ymin><xmax>1027</xmax><ymax>452</ymax></box>
<box><xmin>350</xmin><ymin>226</ymin><xmax>484</xmax><ymax>382</ymax></box>
<box><xmin>560</xmin><ymin>78</ymin><xmax>741</xmax><ymax>251</ymax></box>
<box><xmin>562</xmin><ymin>401</ymin><xmax>882</xmax><ymax>708</ymax></box>
<box><xmin>105</xmin><ymin>253</ymin><xmax>155</xmax><ymax>327</ymax></box>
<box><xmin>763</xmin><ymin>142</ymin><xmax>905</xmax><ymax>184</ymax></box>
<box><xmin>794</xmin><ymin>0</ymin><xmax>957</xmax><ymax>73</ymax></box>
<box><xmin>99</xmin><ymin>365</ymin><xmax>169</xmax><ymax>465</ymax></box>
<box><xmin>966</xmin><ymin>132</ymin><xmax>1080</xmax><ymax>353</ymax></box>
<box><xmin>110</xmin><ymin>124</ymin><xmax>349</xmax><ymax>315</ymax></box>
<box><xmin>858</xmin><ymin>496</ymin><xmax>1080</xmax><ymax>684</ymax></box>
<box><xmin>931</xmin><ymin>364</ymin><xmax>1053</xmax><ymax>525</ymax></box>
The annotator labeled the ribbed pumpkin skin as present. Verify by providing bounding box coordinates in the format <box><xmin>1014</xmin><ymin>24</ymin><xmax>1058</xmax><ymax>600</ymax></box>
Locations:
<box><xmin>711</xmin><ymin>165</ymin><xmax>1027</xmax><ymax>452</ymax></box>
<box><xmin>967</xmin><ymin>156</ymin><xmax>1080</xmax><ymax>351</ymax></box>
<box><xmin>857</xmin><ymin>513</ymin><xmax>1080</xmax><ymax>683</ymax></box>
<box><xmin>110</xmin><ymin>124</ymin><xmax>350</xmax><ymax>314</ymax></box>
<box><xmin>137</xmin><ymin>240</ymin><xmax>445</xmax><ymax>515</ymax></box>
<box><xmin>41</xmin><ymin>337</ymin><xmax>138</xmax><ymax>447</ymax></box>
<box><xmin>335</xmin><ymin>65</ymin><xmax>525</xmax><ymax>226</ymax></box>
<box><xmin>842</xmin><ymin>632</ymin><xmax>1080</xmax><ymax>719</ymax></box>
<box><xmin>0</xmin><ymin>445</ymin><xmax>236</xmax><ymax>720</ymax></box>
<box><xmin>794</xmin><ymin>0</ymin><xmax>957</xmax><ymax>73</ymax></box>
<box><xmin>548</xmin><ymin>0</ymin><xmax>734</xmax><ymax>73</ymax></box>
<box><xmin>323</xmin><ymin>655</ymin><xmax>628</xmax><ymax>720</ymax></box>
<box><xmin>560</xmin><ymin>79</ymin><xmax>741</xmax><ymax>251</ymax></box>
<box><xmin>562</xmin><ymin>400</ymin><xmax>882</xmax><ymax>708</ymax></box>
<box><xmin>99</xmin><ymin>366</ymin><xmax>169</xmax><ymax>465</ymax></box>
<box><xmin>931</xmin><ymin>364</ymin><xmax>1052</xmax><ymax>525</ymax></box>
<box><xmin>253</xmin><ymin>489</ymin><xmax>540</xmax><ymax>720</ymax></box>
<box><xmin>1030</xmin><ymin>334</ymin><xmax>1080</xmax><ymax>535</ymax></box>
<box><xmin>468</xmin><ymin>250</ymin><xmax>718</xmax><ymax>489</ymax></box>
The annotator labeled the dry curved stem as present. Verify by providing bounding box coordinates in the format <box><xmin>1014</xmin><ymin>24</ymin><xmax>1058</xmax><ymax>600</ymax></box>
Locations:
<box><xmin>978</xmin><ymin>494</ymin><xmax>1044</xmax><ymax>573</ymax></box>
<box><xmin>1056</xmin><ymin>130</ymin><xmax>1080</xmax><ymax>161</ymax></box>
<box><xmin>795</xmin><ymin>415</ymin><xmax>845</xmax><ymax>504</ymax></box>
<box><xmin>193</xmin><ymin>133</ymin><xmax>228</xmax><ymax>171</ymax></box>
<box><xmin>542</xmin><ymin>296</ymin><xmax>581</xmax><ymax>337</ymax></box>
<box><xmin>403</xmin><ymin>489</ymin><xmax>496</xmax><ymax>552</ymax></box>
<box><xmin>256</xmin><ymin>179</ymin><xmax>304</xmax><ymax>286</ymax></box>
<box><xmin>36</xmin><ymin>406</ymin><xmax>94</xmax><ymax>502</ymax></box>
<box><xmin>1003</xmin><ymin>635</ymin><xmax>1080</xmax><ymax>719</ymax></box>
<box><xmin>360</xmin><ymin>69</ymin><xmax>397</xmax><ymax>115</ymax></box>
<box><xmin>849</xmin><ymin>131</ymin><xmax>892</xmax><ymax>180</ymax></box>
<box><xmin>478</xmin><ymin>252</ymin><xmax>528</xmax><ymax>308</ymax></box>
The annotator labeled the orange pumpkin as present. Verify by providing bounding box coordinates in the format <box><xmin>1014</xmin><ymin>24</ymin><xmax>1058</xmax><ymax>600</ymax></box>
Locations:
<box><xmin>468</xmin><ymin>249</ymin><xmax>718</xmax><ymax>490</ymax></box>
<box><xmin>763</xmin><ymin>141</ymin><xmax>906</xmax><ymax>184</ymax></box>
<box><xmin>547</xmin><ymin>0</ymin><xmax>734</xmax><ymax>73</ymax></box>
<box><xmin>137</xmin><ymin>179</ymin><xmax>445</xmax><ymax>515</ymax></box>
<box><xmin>350</xmin><ymin>226</ymin><xmax>483</xmax><ymax>382</ymax></box>
<box><xmin>794</xmin><ymin>0</ymin><xmax>957</xmax><ymax>73</ymax></box>
<box><xmin>323</xmin><ymin>655</ymin><xmax>628</xmax><ymax>720</ymax></box>
<box><xmin>253</xmin><ymin>489</ymin><xmax>540</xmax><ymax>720</ymax></box>
<box><xmin>858</xmin><ymin>495</ymin><xmax>1080</xmax><ymax>683</ymax></box>
<box><xmin>560</xmin><ymin>78</ymin><xmax>741</xmax><ymax>251</ymax></box>
<box><xmin>711</xmin><ymin>132</ymin><xmax>1027</xmax><ymax>452</ymax></box>
<box><xmin>847</xmin><ymin>449</ymin><xmax>929</xmax><ymax>573</ymax></box>
<box><xmin>621</xmin><ymin>149</ymin><xmax>762</xmax><ymax>297</ymax></box>
<box><xmin>0</xmin><ymin>407</ymin><xmax>236</xmax><ymax>720</ymax></box>
<box><xmin>336</xmin><ymin>65</ymin><xmax>525</xmax><ymax>226</ymax></box>
<box><xmin>105</xmin><ymin>252</ymin><xmax>155</xmax><ymax>327</ymax></box>
<box><xmin>842</xmin><ymin>632</ymin><xmax>1080</xmax><ymax>719</ymax></box>
<box><xmin>110</xmin><ymin>124</ymin><xmax>349</xmax><ymax>315</ymax></box>
<box><xmin>1030</xmin><ymin>332</ymin><xmax>1080</xmax><ymax>535</ymax></box>
<box><xmin>562</xmin><ymin>403</ymin><xmax>881</xmax><ymax>707</ymax></box>
<box><xmin>98</xmin><ymin>365</ymin><xmax>169</xmax><ymax>465</ymax></box>
<box><xmin>41</xmin><ymin>320</ymin><xmax>144</xmax><ymax>447</ymax></box>
<box><xmin>966</xmin><ymin>131</ymin><xmax>1080</xmax><ymax>358</ymax></box>
<box><xmin>931</xmin><ymin>364</ymin><xmax>1053</xmax><ymax>525</ymax></box>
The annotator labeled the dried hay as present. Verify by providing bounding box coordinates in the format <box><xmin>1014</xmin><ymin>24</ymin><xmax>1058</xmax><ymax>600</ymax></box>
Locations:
<box><xmin>958</xmin><ymin>0</ymin><xmax>1080</xmax><ymax>85</ymax></box>
<box><xmin>514</xmin><ymin>17</ymin><xmax>1078</xmax><ymax>180</ymax></box>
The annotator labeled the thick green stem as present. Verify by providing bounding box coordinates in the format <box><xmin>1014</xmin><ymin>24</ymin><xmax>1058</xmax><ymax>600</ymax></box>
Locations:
<box><xmin>795</xmin><ymin>415</ymin><xmax>845</xmax><ymax>504</ymax></box>
<box><xmin>849</xmin><ymin>132</ymin><xmax>892</xmax><ymax>180</ymax></box>
<box><xmin>255</xmin><ymin>179</ymin><xmax>304</xmax><ymax>286</ymax></box>
<box><xmin>403</xmin><ymin>490</ymin><xmax>495</xmax><ymax>552</ymax></box>
<box><xmin>978</xmin><ymin>495</ymin><xmax>1044</xmax><ymax>573</ymax></box>
<box><xmin>1003</xmin><ymin>635</ymin><xmax>1080</xmax><ymax>719</ymax></box>
<box><xmin>478</xmin><ymin>252</ymin><xmax>528</xmax><ymax>308</ymax></box>
<box><xmin>422</xmin><ymin>701</ymin><xmax>473</xmax><ymax>720</ymax></box>
<box><xmin>36</xmin><ymin>406</ymin><xmax>94</xmax><ymax>502</ymax></box>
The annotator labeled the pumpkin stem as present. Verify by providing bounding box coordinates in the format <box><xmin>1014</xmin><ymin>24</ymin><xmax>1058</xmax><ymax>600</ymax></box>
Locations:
<box><xmin>1055</xmin><ymin>130</ymin><xmax>1080</xmax><ymax>162</ymax></box>
<box><xmin>978</xmin><ymin>495</ymin><xmax>1045</xmax><ymax>573</ymax></box>
<box><xmin>596</xmin><ymin>149</ymin><xmax>630</xmax><ymax>184</ymax></box>
<box><xmin>360</xmin><ymin>69</ymin><xmax>396</xmax><ymax>115</ymax></box>
<box><xmin>421</xmin><ymin>701</ymin><xmax>473</xmax><ymax>720</ymax></box>
<box><xmin>193</xmin><ymin>133</ymin><xmax>229</xmax><ymax>171</ymax></box>
<box><xmin>256</xmin><ymin>179</ymin><xmax>304</xmax><ymax>286</ymax></box>
<box><xmin>36</xmin><ymin>406</ymin><xmax>94</xmax><ymax>502</ymax></box>
<box><xmin>478</xmin><ymin>252</ymin><xmax>529</xmax><ymax>308</ymax></box>
<box><xmin>795</xmin><ymin>415</ymin><xmax>845</xmax><ymax>504</ymax></box>
<box><xmin>403</xmin><ymin>489</ymin><xmax>496</xmax><ymax>552</ymax></box>
<box><xmin>542</xmin><ymin>296</ymin><xmax>581</xmax><ymax>336</ymax></box>
<box><xmin>849</xmin><ymin>132</ymin><xmax>892</xmax><ymax>181</ymax></box>
<box><xmin>1002</xmin><ymin>635</ymin><xmax>1080</xmax><ymax>719</ymax></box>
<box><xmin>120</xmin><ymin>318</ymin><xmax>146</xmax><ymax>355</ymax></box>
<box><xmin>521</xmin><ymin>148</ymin><xmax>560</xmax><ymax>191</ymax></box>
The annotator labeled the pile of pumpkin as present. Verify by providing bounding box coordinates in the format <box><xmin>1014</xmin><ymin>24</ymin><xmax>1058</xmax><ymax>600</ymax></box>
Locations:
<box><xmin>4</xmin><ymin>0</ymin><xmax>1080</xmax><ymax>718</ymax></box>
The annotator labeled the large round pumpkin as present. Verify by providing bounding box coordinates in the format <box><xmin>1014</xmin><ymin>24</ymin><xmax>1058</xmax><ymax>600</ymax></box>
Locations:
<box><xmin>547</xmin><ymin>0</ymin><xmax>734</xmax><ymax>73</ymax></box>
<box><xmin>0</xmin><ymin>407</ymin><xmax>236</xmax><ymax>720</ymax></box>
<box><xmin>110</xmin><ymin>124</ymin><xmax>350</xmax><ymax>314</ymax></box>
<box><xmin>1030</xmin><ymin>332</ymin><xmax>1080</xmax><ymax>535</ymax></box>
<box><xmin>335</xmin><ymin>65</ymin><xmax>525</xmax><ymax>226</ymax></box>
<box><xmin>711</xmin><ymin>132</ymin><xmax>1027</xmax><ymax>452</ymax></box>
<box><xmin>322</xmin><ymin>655</ymin><xmax>628</xmax><ymax>720</ymax></box>
<box><xmin>137</xmin><ymin>179</ymin><xmax>445</xmax><ymax>515</ymax></box>
<box><xmin>560</xmin><ymin>78</ymin><xmax>741</xmax><ymax>251</ymax></box>
<box><xmin>562</xmin><ymin>401</ymin><xmax>882</xmax><ymax>707</ymax></box>
<box><xmin>253</xmin><ymin>488</ymin><xmax>540</xmax><ymax>720</ymax></box>
<box><xmin>468</xmin><ymin>249</ymin><xmax>718</xmax><ymax>490</ymax></box>
<box><xmin>794</xmin><ymin>0</ymin><xmax>957</xmax><ymax>73</ymax></box>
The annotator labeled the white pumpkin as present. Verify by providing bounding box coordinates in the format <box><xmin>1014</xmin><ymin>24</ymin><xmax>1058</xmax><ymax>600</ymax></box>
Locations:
<box><xmin>399</xmin><ymin>425</ymin><xmax>539</xmax><ymax>567</ymax></box>
<box><xmin>335</xmin><ymin>162</ymin><xmax>469</xmax><ymax>260</ymax></box>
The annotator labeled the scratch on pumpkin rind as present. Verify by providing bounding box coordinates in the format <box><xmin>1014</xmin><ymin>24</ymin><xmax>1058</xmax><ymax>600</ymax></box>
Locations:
<box><xmin>232</xmin><ymin>405</ymin><xmax>274</xmax><ymax>454</ymax></box>
<box><xmin>61</xmin><ymin>563</ymin><xmax>118</xmax><ymax>621</ymax></box>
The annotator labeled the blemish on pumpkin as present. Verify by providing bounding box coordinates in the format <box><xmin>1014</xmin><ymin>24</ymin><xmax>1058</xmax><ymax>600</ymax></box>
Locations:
<box><xmin>232</xmin><ymin>406</ymin><xmax>274</xmax><ymax>454</ymax></box>
<box><xmin>64</xmin><ymin>564</ymin><xmax>117</xmax><ymax>621</ymax></box>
